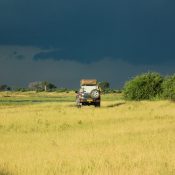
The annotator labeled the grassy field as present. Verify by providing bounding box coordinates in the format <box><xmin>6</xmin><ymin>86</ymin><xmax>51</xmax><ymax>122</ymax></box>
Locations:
<box><xmin>0</xmin><ymin>92</ymin><xmax>175</xmax><ymax>175</ymax></box>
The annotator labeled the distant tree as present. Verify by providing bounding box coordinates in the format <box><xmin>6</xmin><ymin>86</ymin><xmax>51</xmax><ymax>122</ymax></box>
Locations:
<box><xmin>47</xmin><ymin>83</ymin><xmax>57</xmax><ymax>90</ymax></box>
<box><xmin>28</xmin><ymin>81</ymin><xmax>43</xmax><ymax>91</ymax></box>
<box><xmin>0</xmin><ymin>84</ymin><xmax>11</xmax><ymax>91</ymax></box>
<box><xmin>15</xmin><ymin>87</ymin><xmax>29</xmax><ymax>92</ymax></box>
<box><xmin>99</xmin><ymin>81</ymin><xmax>110</xmax><ymax>92</ymax></box>
<box><xmin>28</xmin><ymin>81</ymin><xmax>57</xmax><ymax>91</ymax></box>
<box><xmin>42</xmin><ymin>81</ymin><xmax>48</xmax><ymax>92</ymax></box>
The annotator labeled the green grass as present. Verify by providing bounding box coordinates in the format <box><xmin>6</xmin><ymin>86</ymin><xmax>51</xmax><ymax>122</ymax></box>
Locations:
<box><xmin>0</xmin><ymin>91</ymin><xmax>75</xmax><ymax>105</ymax></box>
<box><xmin>0</xmin><ymin>96</ymin><xmax>73</xmax><ymax>105</ymax></box>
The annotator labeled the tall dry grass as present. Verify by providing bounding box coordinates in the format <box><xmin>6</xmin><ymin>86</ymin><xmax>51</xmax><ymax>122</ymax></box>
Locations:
<box><xmin>0</xmin><ymin>98</ymin><xmax>175</xmax><ymax>175</ymax></box>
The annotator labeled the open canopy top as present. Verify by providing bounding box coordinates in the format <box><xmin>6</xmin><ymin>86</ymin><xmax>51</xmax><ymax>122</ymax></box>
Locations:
<box><xmin>80</xmin><ymin>79</ymin><xmax>97</xmax><ymax>86</ymax></box>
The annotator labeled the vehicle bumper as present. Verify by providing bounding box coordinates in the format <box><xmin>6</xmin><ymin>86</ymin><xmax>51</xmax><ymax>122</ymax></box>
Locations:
<box><xmin>79</xmin><ymin>98</ymin><xmax>100</xmax><ymax>103</ymax></box>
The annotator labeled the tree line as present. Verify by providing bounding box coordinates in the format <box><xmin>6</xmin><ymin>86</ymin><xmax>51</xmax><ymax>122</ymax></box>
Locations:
<box><xmin>1</xmin><ymin>72</ymin><xmax>175</xmax><ymax>100</ymax></box>
<box><xmin>0</xmin><ymin>81</ymin><xmax>114</xmax><ymax>93</ymax></box>
<box><xmin>0</xmin><ymin>81</ymin><xmax>65</xmax><ymax>92</ymax></box>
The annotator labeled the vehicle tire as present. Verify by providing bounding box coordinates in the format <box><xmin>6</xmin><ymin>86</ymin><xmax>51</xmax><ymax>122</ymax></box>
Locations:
<box><xmin>90</xmin><ymin>89</ymin><xmax>100</xmax><ymax>99</ymax></box>
<box><xmin>95</xmin><ymin>102</ymin><xmax>100</xmax><ymax>107</ymax></box>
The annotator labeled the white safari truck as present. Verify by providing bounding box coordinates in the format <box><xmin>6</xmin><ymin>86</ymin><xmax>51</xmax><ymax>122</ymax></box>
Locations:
<box><xmin>76</xmin><ymin>79</ymin><xmax>101</xmax><ymax>107</ymax></box>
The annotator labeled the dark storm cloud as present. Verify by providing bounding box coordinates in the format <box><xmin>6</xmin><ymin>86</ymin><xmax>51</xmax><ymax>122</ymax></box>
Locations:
<box><xmin>1</xmin><ymin>51</ymin><xmax>175</xmax><ymax>88</ymax></box>
<box><xmin>0</xmin><ymin>0</ymin><xmax>175</xmax><ymax>64</ymax></box>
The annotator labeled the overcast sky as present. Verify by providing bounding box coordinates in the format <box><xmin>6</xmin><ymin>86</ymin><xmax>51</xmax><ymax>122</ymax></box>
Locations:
<box><xmin>0</xmin><ymin>0</ymin><xmax>175</xmax><ymax>88</ymax></box>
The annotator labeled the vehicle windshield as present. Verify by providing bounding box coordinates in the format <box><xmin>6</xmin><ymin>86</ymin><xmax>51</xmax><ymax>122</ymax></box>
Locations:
<box><xmin>80</xmin><ymin>85</ymin><xmax>99</xmax><ymax>93</ymax></box>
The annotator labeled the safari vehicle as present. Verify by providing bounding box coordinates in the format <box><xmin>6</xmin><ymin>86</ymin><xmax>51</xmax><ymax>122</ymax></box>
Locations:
<box><xmin>76</xmin><ymin>79</ymin><xmax>101</xmax><ymax>107</ymax></box>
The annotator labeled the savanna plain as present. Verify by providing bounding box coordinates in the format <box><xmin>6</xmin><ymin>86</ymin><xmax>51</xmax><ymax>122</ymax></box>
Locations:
<box><xmin>0</xmin><ymin>92</ymin><xmax>175</xmax><ymax>175</ymax></box>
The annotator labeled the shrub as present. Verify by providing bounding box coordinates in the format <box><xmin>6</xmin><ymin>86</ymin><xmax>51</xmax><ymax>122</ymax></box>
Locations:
<box><xmin>102</xmin><ymin>88</ymin><xmax>117</xmax><ymax>94</ymax></box>
<box><xmin>56</xmin><ymin>88</ymin><xmax>69</xmax><ymax>93</ymax></box>
<box><xmin>162</xmin><ymin>75</ymin><xmax>175</xmax><ymax>100</ymax></box>
<box><xmin>99</xmin><ymin>81</ymin><xmax>110</xmax><ymax>92</ymax></box>
<box><xmin>15</xmin><ymin>88</ymin><xmax>29</xmax><ymax>92</ymax></box>
<box><xmin>0</xmin><ymin>84</ymin><xmax>11</xmax><ymax>91</ymax></box>
<box><xmin>123</xmin><ymin>72</ymin><xmax>163</xmax><ymax>100</ymax></box>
